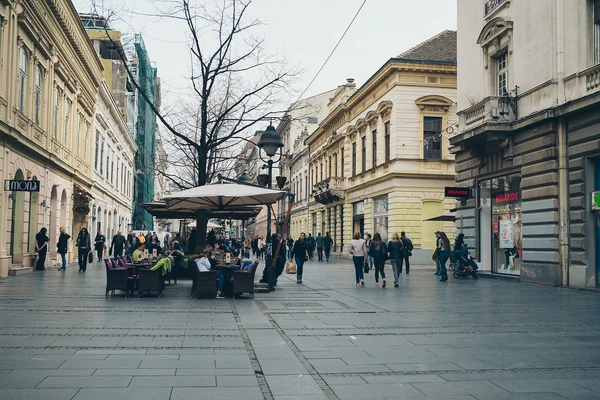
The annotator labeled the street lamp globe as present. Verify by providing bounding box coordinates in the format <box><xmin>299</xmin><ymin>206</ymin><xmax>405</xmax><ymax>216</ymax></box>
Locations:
<box><xmin>238</xmin><ymin>171</ymin><xmax>252</xmax><ymax>184</ymax></box>
<box><xmin>256</xmin><ymin>125</ymin><xmax>283</xmax><ymax>157</ymax></box>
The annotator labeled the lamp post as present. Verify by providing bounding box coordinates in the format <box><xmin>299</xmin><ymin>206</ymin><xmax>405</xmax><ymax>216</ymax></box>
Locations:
<box><xmin>256</xmin><ymin>125</ymin><xmax>284</xmax><ymax>289</ymax></box>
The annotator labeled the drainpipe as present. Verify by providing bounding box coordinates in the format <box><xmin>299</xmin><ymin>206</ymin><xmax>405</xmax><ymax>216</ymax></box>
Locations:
<box><xmin>556</xmin><ymin>0</ymin><xmax>569</xmax><ymax>286</ymax></box>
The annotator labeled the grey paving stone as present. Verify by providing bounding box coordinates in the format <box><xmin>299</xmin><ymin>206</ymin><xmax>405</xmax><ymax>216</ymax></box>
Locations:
<box><xmin>59</xmin><ymin>359</ymin><xmax>141</xmax><ymax>369</ymax></box>
<box><xmin>259</xmin><ymin>359</ymin><xmax>308</xmax><ymax>375</ymax></box>
<box><xmin>362</xmin><ymin>374</ymin><xmax>446</xmax><ymax>384</ymax></box>
<box><xmin>273</xmin><ymin>396</ymin><xmax>330</xmax><ymax>400</ymax></box>
<box><xmin>0</xmin><ymin>369</ymin><xmax>96</xmax><ymax>389</ymax></box>
<box><xmin>473</xmin><ymin>393</ymin><xmax>568</xmax><ymax>400</ymax></box>
<box><xmin>93</xmin><ymin>369</ymin><xmax>176</xmax><ymax>376</ymax></box>
<box><xmin>0</xmin><ymin>360</ymin><xmax>65</xmax><ymax>370</ymax></box>
<box><xmin>265</xmin><ymin>374</ymin><xmax>324</xmax><ymax>395</ymax></box>
<box><xmin>175</xmin><ymin>368</ymin><xmax>255</xmax><ymax>376</ymax></box>
<box><xmin>216</xmin><ymin>375</ymin><xmax>259</xmax><ymax>387</ymax></box>
<box><xmin>385</xmin><ymin>362</ymin><xmax>464</xmax><ymax>372</ymax></box>
<box><xmin>38</xmin><ymin>376</ymin><xmax>132</xmax><ymax>388</ymax></box>
<box><xmin>129</xmin><ymin>375</ymin><xmax>215</xmax><ymax>387</ymax></box>
<box><xmin>171</xmin><ymin>387</ymin><xmax>263</xmax><ymax>400</ymax></box>
<box><xmin>413</xmin><ymin>381</ymin><xmax>511</xmax><ymax>397</ymax></box>
<box><xmin>0</xmin><ymin>388</ymin><xmax>79</xmax><ymax>400</ymax></box>
<box><xmin>491</xmin><ymin>379</ymin><xmax>595</xmax><ymax>396</ymax></box>
<box><xmin>139</xmin><ymin>359</ymin><xmax>215</xmax><ymax>369</ymax></box>
<box><xmin>331</xmin><ymin>382</ymin><xmax>423</xmax><ymax>399</ymax></box>
<box><xmin>73</xmin><ymin>388</ymin><xmax>172</xmax><ymax>400</ymax></box>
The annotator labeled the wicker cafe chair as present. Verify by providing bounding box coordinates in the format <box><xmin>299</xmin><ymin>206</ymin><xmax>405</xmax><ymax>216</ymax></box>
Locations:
<box><xmin>138</xmin><ymin>268</ymin><xmax>163</xmax><ymax>297</ymax></box>
<box><xmin>105</xmin><ymin>259</ymin><xmax>129</xmax><ymax>296</ymax></box>
<box><xmin>231</xmin><ymin>261</ymin><xmax>259</xmax><ymax>298</ymax></box>
<box><xmin>192</xmin><ymin>266</ymin><xmax>218</xmax><ymax>299</ymax></box>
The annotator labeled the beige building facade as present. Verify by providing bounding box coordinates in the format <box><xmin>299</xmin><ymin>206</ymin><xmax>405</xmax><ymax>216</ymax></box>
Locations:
<box><xmin>306</xmin><ymin>31</ymin><xmax>457</xmax><ymax>255</ymax></box>
<box><xmin>0</xmin><ymin>0</ymin><xmax>102</xmax><ymax>276</ymax></box>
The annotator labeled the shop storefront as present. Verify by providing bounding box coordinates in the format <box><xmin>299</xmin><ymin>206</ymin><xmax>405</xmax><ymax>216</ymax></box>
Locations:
<box><xmin>478</xmin><ymin>174</ymin><xmax>522</xmax><ymax>276</ymax></box>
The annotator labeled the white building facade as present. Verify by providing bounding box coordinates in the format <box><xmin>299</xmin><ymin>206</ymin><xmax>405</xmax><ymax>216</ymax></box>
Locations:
<box><xmin>90</xmin><ymin>82</ymin><xmax>135</xmax><ymax>240</ymax></box>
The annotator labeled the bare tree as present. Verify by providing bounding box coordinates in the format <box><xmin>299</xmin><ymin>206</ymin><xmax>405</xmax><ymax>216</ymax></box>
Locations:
<box><xmin>95</xmin><ymin>0</ymin><xmax>299</xmax><ymax>250</ymax></box>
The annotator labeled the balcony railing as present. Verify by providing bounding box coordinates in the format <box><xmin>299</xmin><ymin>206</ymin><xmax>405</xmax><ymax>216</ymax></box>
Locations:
<box><xmin>485</xmin><ymin>0</ymin><xmax>505</xmax><ymax>15</ymax></box>
<box><xmin>313</xmin><ymin>177</ymin><xmax>345</xmax><ymax>205</ymax></box>
<box><xmin>457</xmin><ymin>95</ymin><xmax>517</xmax><ymax>135</ymax></box>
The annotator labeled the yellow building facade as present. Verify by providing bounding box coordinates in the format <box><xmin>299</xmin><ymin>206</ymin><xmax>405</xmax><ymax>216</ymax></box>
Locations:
<box><xmin>305</xmin><ymin>31</ymin><xmax>457</xmax><ymax>255</ymax></box>
<box><xmin>0</xmin><ymin>0</ymin><xmax>102</xmax><ymax>276</ymax></box>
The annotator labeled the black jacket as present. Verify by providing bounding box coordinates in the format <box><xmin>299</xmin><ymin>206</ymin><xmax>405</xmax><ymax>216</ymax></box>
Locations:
<box><xmin>324</xmin><ymin>235</ymin><xmax>333</xmax><ymax>248</ymax></box>
<box><xmin>369</xmin><ymin>241</ymin><xmax>388</xmax><ymax>261</ymax></box>
<box><xmin>111</xmin><ymin>235</ymin><xmax>126</xmax><ymax>252</ymax></box>
<box><xmin>94</xmin><ymin>234</ymin><xmax>106</xmax><ymax>250</ymax></box>
<box><xmin>400</xmin><ymin>236</ymin><xmax>413</xmax><ymax>256</ymax></box>
<box><xmin>293</xmin><ymin>239</ymin><xmax>308</xmax><ymax>258</ymax></box>
<box><xmin>77</xmin><ymin>233</ymin><xmax>92</xmax><ymax>252</ymax></box>
<box><xmin>57</xmin><ymin>233</ymin><xmax>71</xmax><ymax>254</ymax></box>
<box><xmin>387</xmin><ymin>240</ymin><xmax>403</xmax><ymax>260</ymax></box>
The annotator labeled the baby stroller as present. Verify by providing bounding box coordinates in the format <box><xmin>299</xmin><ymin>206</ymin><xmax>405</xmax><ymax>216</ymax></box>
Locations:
<box><xmin>452</xmin><ymin>249</ymin><xmax>478</xmax><ymax>279</ymax></box>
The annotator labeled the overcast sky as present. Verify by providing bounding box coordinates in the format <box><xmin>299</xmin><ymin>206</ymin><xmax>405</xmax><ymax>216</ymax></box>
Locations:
<box><xmin>74</xmin><ymin>0</ymin><xmax>457</xmax><ymax>108</ymax></box>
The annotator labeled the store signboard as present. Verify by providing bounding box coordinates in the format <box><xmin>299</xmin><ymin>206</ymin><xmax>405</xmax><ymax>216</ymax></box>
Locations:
<box><xmin>445</xmin><ymin>187</ymin><xmax>471</xmax><ymax>198</ymax></box>
<box><xmin>4</xmin><ymin>180</ymin><xmax>40</xmax><ymax>192</ymax></box>
<box><xmin>493</xmin><ymin>190</ymin><xmax>520</xmax><ymax>205</ymax></box>
<box><xmin>592</xmin><ymin>191</ymin><xmax>600</xmax><ymax>211</ymax></box>
<box><xmin>499</xmin><ymin>220</ymin><xmax>514</xmax><ymax>249</ymax></box>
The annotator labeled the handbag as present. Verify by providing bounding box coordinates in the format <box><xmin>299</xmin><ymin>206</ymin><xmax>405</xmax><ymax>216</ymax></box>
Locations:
<box><xmin>363</xmin><ymin>261</ymin><xmax>370</xmax><ymax>274</ymax></box>
<box><xmin>432</xmin><ymin>247</ymin><xmax>439</xmax><ymax>261</ymax></box>
<box><xmin>88</xmin><ymin>252</ymin><xmax>93</xmax><ymax>264</ymax></box>
<box><xmin>285</xmin><ymin>260</ymin><xmax>297</xmax><ymax>274</ymax></box>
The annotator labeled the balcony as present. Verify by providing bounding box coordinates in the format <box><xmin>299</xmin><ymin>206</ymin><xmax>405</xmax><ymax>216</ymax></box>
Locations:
<box><xmin>313</xmin><ymin>177</ymin><xmax>345</xmax><ymax>205</ymax></box>
<box><xmin>563</xmin><ymin>63</ymin><xmax>600</xmax><ymax>103</ymax></box>
<box><xmin>451</xmin><ymin>95</ymin><xmax>517</xmax><ymax>152</ymax></box>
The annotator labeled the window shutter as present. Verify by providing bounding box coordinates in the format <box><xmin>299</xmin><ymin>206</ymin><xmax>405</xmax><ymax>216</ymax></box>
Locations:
<box><xmin>595</xmin><ymin>0</ymin><xmax>600</xmax><ymax>24</ymax></box>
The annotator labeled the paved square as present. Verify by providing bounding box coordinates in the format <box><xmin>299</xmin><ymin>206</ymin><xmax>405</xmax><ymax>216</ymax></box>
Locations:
<box><xmin>1</xmin><ymin>257</ymin><xmax>600</xmax><ymax>399</ymax></box>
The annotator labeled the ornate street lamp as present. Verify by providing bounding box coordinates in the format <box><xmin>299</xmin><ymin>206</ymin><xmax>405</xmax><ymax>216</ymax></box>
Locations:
<box><xmin>255</xmin><ymin>124</ymin><xmax>284</xmax><ymax>289</ymax></box>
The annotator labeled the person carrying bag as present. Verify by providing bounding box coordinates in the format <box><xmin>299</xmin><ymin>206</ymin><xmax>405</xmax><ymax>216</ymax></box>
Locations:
<box><xmin>348</xmin><ymin>231</ymin><xmax>367</xmax><ymax>287</ymax></box>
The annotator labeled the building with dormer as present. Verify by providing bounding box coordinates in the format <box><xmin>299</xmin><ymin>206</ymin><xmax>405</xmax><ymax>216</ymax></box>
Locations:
<box><xmin>306</xmin><ymin>31</ymin><xmax>457</xmax><ymax>254</ymax></box>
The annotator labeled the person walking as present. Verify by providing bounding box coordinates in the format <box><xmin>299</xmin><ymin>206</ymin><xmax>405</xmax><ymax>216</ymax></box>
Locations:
<box><xmin>348</xmin><ymin>231</ymin><xmax>367</xmax><ymax>286</ymax></box>
<box><xmin>293</xmin><ymin>233</ymin><xmax>308</xmax><ymax>284</ymax></box>
<box><xmin>271</xmin><ymin>233</ymin><xmax>287</xmax><ymax>286</ymax></box>
<box><xmin>306</xmin><ymin>233</ymin><xmax>315</xmax><ymax>260</ymax></box>
<box><xmin>110</xmin><ymin>230</ymin><xmax>126</xmax><ymax>258</ymax></box>
<box><xmin>316</xmin><ymin>233</ymin><xmax>324</xmax><ymax>262</ymax></box>
<box><xmin>436</xmin><ymin>231</ymin><xmax>451</xmax><ymax>282</ymax></box>
<box><xmin>57</xmin><ymin>228</ymin><xmax>71</xmax><ymax>271</ymax></box>
<box><xmin>369</xmin><ymin>233</ymin><xmax>388</xmax><ymax>288</ymax></box>
<box><xmin>286</xmin><ymin>236</ymin><xmax>294</xmax><ymax>260</ymax></box>
<box><xmin>324</xmin><ymin>232</ymin><xmax>333</xmax><ymax>262</ymax></box>
<box><xmin>35</xmin><ymin>228</ymin><xmax>50</xmax><ymax>271</ymax></box>
<box><xmin>94</xmin><ymin>231</ymin><xmax>106</xmax><ymax>262</ymax></box>
<box><xmin>399</xmin><ymin>231</ymin><xmax>413</xmax><ymax>274</ymax></box>
<box><xmin>365</xmin><ymin>233</ymin><xmax>374</xmax><ymax>272</ymax></box>
<box><xmin>257</xmin><ymin>237</ymin><xmax>264</xmax><ymax>260</ymax></box>
<box><xmin>76</xmin><ymin>228</ymin><xmax>92</xmax><ymax>272</ymax></box>
<box><xmin>387</xmin><ymin>233</ymin><xmax>403</xmax><ymax>288</ymax></box>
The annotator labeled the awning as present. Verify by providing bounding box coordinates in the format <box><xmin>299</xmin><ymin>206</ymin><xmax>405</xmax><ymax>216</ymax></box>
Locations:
<box><xmin>141</xmin><ymin>201</ymin><xmax>261</xmax><ymax>220</ymax></box>
<box><xmin>423</xmin><ymin>215</ymin><xmax>456</xmax><ymax>222</ymax></box>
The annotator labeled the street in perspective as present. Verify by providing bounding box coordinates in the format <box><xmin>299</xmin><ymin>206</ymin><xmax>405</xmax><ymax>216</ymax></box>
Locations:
<box><xmin>1</xmin><ymin>0</ymin><xmax>600</xmax><ymax>399</ymax></box>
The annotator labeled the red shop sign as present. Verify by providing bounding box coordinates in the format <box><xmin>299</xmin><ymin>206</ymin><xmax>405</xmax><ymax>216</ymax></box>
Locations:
<box><xmin>494</xmin><ymin>191</ymin><xmax>520</xmax><ymax>205</ymax></box>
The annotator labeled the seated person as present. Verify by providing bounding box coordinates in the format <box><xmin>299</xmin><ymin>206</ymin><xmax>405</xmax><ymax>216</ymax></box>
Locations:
<box><xmin>132</xmin><ymin>242</ymin><xmax>146</xmax><ymax>262</ymax></box>
<box><xmin>194</xmin><ymin>247</ymin><xmax>224</xmax><ymax>298</ymax></box>
<box><xmin>149</xmin><ymin>238</ymin><xmax>164</xmax><ymax>258</ymax></box>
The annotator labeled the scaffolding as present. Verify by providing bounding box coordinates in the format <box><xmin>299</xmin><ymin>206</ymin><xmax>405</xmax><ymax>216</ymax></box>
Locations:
<box><xmin>129</xmin><ymin>34</ymin><xmax>158</xmax><ymax>230</ymax></box>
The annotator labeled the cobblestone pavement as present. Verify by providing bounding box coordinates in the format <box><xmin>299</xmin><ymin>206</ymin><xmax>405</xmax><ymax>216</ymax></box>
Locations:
<box><xmin>1</xmin><ymin>257</ymin><xmax>600</xmax><ymax>400</ymax></box>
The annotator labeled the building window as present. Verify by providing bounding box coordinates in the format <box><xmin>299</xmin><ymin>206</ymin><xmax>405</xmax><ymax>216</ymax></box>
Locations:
<box><xmin>76</xmin><ymin>114</ymin><xmax>82</xmax><ymax>156</ymax></box>
<box><xmin>116</xmin><ymin>159</ymin><xmax>120</xmax><ymax>188</ymax></box>
<box><xmin>320</xmin><ymin>162</ymin><xmax>323</xmax><ymax>182</ymax></box>
<box><xmin>361</xmin><ymin>136</ymin><xmax>366</xmax><ymax>172</ymax></box>
<box><xmin>305</xmin><ymin>176</ymin><xmax>308</xmax><ymax>200</ymax></box>
<box><xmin>100</xmin><ymin>138</ymin><xmax>104</xmax><ymax>174</ymax></box>
<box><xmin>341</xmin><ymin>147</ymin><xmax>344</xmax><ymax>177</ymax></box>
<box><xmin>334</xmin><ymin>153</ymin><xmax>338</xmax><ymax>177</ymax></box>
<box><xmin>34</xmin><ymin>66</ymin><xmax>42</xmax><ymax>125</ymax></box>
<box><xmin>423</xmin><ymin>116</ymin><xmax>442</xmax><ymax>160</ymax></box>
<box><xmin>352</xmin><ymin>142</ymin><xmax>356</xmax><ymax>176</ymax></box>
<box><xmin>496</xmin><ymin>52</ymin><xmax>508</xmax><ymax>96</ymax></box>
<box><xmin>84</xmin><ymin>121</ymin><xmax>90</xmax><ymax>160</ymax></box>
<box><xmin>53</xmin><ymin>88</ymin><xmax>60</xmax><ymax>139</ymax></box>
<box><xmin>595</xmin><ymin>0</ymin><xmax>600</xmax><ymax>64</ymax></box>
<box><xmin>94</xmin><ymin>132</ymin><xmax>100</xmax><ymax>170</ymax></box>
<box><xmin>328</xmin><ymin>156</ymin><xmax>332</xmax><ymax>178</ymax></box>
<box><xmin>18</xmin><ymin>46</ymin><xmax>27</xmax><ymax>112</ymax></box>
<box><xmin>373</xmin><ymin>195</ymin><xmax>389</xmax><ymax>242</ymax></box>
<box><xmin>64</xmin><ymin>100</ymin><xmax>71</xmax><ymax>145</ymax></box>
<box><xmin>106</xmin><ymin>153</ymin><xmax>110</xmax><ymax>180</ymax></box>
<box><xmin>372</xmin><ymin>130</ymin><xmax>377</xmax><ymax>168</ymax></box>
<box><xmin>384</xmin><ymin>121</ymin><xmax>390</xmax><ymax>162</ymax></box>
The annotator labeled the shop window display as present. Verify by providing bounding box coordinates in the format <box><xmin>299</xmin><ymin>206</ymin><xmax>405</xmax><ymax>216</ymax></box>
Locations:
<box><xmin>478</xmin><ymin>175</ymin><xmax>522</xmax><ymax>275</ymax></box>
<box><xmin>373</xmin><ymin>195</ymin><xmax>389</xmax><ymax>242</ymax></box>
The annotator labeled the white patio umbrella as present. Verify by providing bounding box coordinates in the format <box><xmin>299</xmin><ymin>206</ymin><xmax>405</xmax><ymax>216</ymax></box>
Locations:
<box><xmin>163</xmin><ymin>182</ymin><xmax>286</xmax><ymax>210</ymax></box>
<box><xmin>188</xmin><ymin>221</ymin><xmax>223</xmax><ymax>229</ymax></box>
